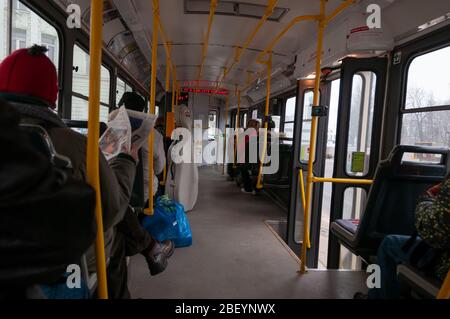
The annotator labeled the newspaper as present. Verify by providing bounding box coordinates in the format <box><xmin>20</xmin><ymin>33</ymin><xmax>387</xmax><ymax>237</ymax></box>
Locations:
<box><xmin>128</xmin><ymin>110</ymin><xmax>157</xmax><ymax>150</ymax></box>
<box><xmin>99</xmin><ymin>106</ymin><xmax>157</xmax><ymax>161</ymax></box>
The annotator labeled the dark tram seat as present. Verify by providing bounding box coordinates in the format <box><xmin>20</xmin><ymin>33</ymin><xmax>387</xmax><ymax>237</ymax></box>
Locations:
<box><xmin>264</xmin><ymin>143</ymin><xmax>293</xmax><ymax>188</ymax></box>
<box><xmin>330</xmin><ymin>145</ymin><xmax>449</xmax><ymax>263</ymax></box>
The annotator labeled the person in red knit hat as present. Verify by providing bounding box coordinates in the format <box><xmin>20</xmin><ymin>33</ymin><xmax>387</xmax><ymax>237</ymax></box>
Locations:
<box><xmin>0</xmin><ymin>46</ymin><xmax>174</xmax><ymax>298</ymax></box>
<box><xmin>0</xmin><ymin>45</ymin><xmax>58</xmax><ymax>108</ymax></box>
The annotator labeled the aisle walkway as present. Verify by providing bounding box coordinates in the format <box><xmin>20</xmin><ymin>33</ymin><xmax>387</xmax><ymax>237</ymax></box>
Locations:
<box><xmin>129</xmin><ymin>166</ymin><xmax>367</xmax><ymax>299</ymax></box>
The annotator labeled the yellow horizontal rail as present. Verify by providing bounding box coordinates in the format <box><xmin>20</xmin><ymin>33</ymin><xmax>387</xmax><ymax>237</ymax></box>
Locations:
<box><xmin>312</xmin><ymin>177</ymin><xmax>374</xmax><ymax>185</ymax></box>
<box><xmin>325</xmin><ymin>0</ymin><xmax>356</xmax><ymax>25</ymax></box>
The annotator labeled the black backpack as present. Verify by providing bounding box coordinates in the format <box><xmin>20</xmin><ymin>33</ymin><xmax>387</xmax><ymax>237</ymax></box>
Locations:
<box><xmin>0</xmin><ymin>100</ymin><xmax>97</xmax><ymax>291</ymax></box>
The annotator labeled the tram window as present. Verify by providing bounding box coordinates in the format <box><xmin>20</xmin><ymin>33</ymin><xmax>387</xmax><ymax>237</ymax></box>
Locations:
<box><xmin>72</xmin><ymin>45</ymin><xmax>111</xmax><ymax>122</ymax></box>
<box><xmin>11</xmin><ymin>0</ymin><xmax>60</xmax><ymax>67</ymax></box>
<box><xmin>300</xmin><ymin>91</ymin><xmax>316</xmax><ymax>162</ymax></box>
<box><xmin>72</xmin><ymin>45</ymin><xmax>110</xmax><ymax>104</ymax></box>
<box><xmin>340</xmin><ymin>187</ymin><xmax>366</xmax><ymax>270</ymax></box>
<box><xmin>116</xmin><ymin>77</ymin><xmax>133</xmax><ymax>106</ymax></box>
<box><xmin>0</xmin><ymin>0</ymin><xmax>8</xmax><ymax>61</ymax></box>
<box><xmin>71</xmin><ymin>96</ymin><xmax>109</xmax><ymax>122</ymax></box>
<box><xmin>401</xmin><ymin>110</ymin><xmax>450</xmax><ymax>150</ymax></box>
<box><xmin>252</xmin><ymin>109</ymin><xmax>258</xmax><ymax>119</ymax></box>
<box><xmin>282</xmin><ymin>97</ymin><xmax>295</xmax><ymax>137</ymax></box>
<box><xmin>345</xmin><ymin>72</ymin><xmax>376</xmax><ymax>177</ymax></box>
<box><xmin>41</xmin><ymin>34</ymin><xmax>57</xmax><ymax>62</ymax></box>
<box><xmin>15</xmin><ymin>0</ymin><xmax>28</xmax><ymax>11</ymax></box>
<box><xmin>12</xmin><ymin>28</ymin><xmax>26</xmax><ymax>50</ymax></box>
<box><xmin>401</xmin><ymin>47</ymin><xmax>450</xmax><ymax>152</ymax></box>
<box><xmin>405</xmin><ymin>46</ymin><xmax>450</xmax><ymax>109</ymax></box>
<box><xmin>243</xmin><ymin>113</ymin><xmax>248</xmax><ymax>128</ymax></box>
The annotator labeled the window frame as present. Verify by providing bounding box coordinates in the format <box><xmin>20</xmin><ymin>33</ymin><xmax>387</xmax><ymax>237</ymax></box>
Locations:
<box><xmin>401</xmin><ymin>45</ymin><xmax>450</xmax><ymax>114</ymax></box>
<box><xmin>71</xmin><ymin>43</ymin><xmax>112</xmax><ymax>121</ymax></box>
<box><xmin>6</xmin><ymin>0</ymin><xmax>65</xmax><ymax>109</ymax></box>
<box><xmin>398</xmin><ymin>44</ymin><xmax>450</xmax><ymax>148</ymax></box>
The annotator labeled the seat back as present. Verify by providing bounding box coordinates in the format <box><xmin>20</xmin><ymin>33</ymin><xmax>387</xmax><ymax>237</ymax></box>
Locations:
<box><xmin>264</xmin><ymin>143</ymin><xmax>292</xmax><ymax>186</ymax></box>
<box><xmin>355</xmin><ymin>145</ymin><xmax>449</xmax><ymax>251</ymax></box>
<box><xmin>63</xmin><ymin>119</ymin><xmax>107</xmax><ymax>136</ymax></box>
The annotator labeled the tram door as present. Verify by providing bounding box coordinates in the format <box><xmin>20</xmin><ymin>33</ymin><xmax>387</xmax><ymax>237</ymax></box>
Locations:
<box><xmin>327</xmin><ymin>57</ymin><xmax>388</xmax><ymax>269</ymax></box>
<box><xmin>288</xmin><ymin>57</ymin><xmax>387</xmax><ymax>269</ymax></box>
<box><xmin>287</xmin><ymin>79</ymin><xmax>330</xmax><ymax>268</ymax></box>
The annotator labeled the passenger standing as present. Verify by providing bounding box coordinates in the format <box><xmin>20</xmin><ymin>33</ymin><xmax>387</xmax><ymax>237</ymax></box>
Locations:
<box><xmin>239</xmin><ymin>119</ymin><xmax>260</xmax><ymax>195</ymax></box>
<box><xmin>114</xmin><ymin>92</ymin><xmax>166</xmax><ymax>200</ymax></box>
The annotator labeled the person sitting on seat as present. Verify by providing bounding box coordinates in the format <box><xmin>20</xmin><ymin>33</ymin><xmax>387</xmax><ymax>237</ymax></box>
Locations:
<box><xmin>115</xmin><ymin>92</ymin><xmax>166</xmax><ymax>201</ymax></box>
<box><xmin>0</xmin><ymin>46</ymin><xmax>173</xmax><ymax>299</ymax></box>
<box><xmin>239</xmin><ymin>119</ymin><xmax>260</xmax><ymax>195</ymax></box>
<box><xmin>356</xmin><ymin>173</ymin><xmax>450</xmax><ymax>299</ymax></box>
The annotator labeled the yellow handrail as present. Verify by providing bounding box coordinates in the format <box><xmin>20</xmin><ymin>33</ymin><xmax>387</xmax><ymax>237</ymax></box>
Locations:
<box><xmin>256</xmin><ymin>52</ymin><xmax>273</xmax><ymax>190</ymax></box>
<box><xmin>299</xmin><ymin>169</ymin><xmax>310</xmax><ymax>249</ymax></box>
<box><xmin>313</xmin><ymin>177</ymin><xmax>374</xmax><ymax>185</ymax></box>
<box><xmin>256</xmin><ymin>15</ymin><xmax>320</xmax><ymax>64</ymax></box>
<box><xmin>300</xmin><ymin>0</ymin><xmax>355</xmax><ymax>273</ymax></box>
<box><xmin>301</xmin><ymin>0</ymin><xmax>327</xmax><ymax>274</ymax></box>
<box><xmin>437</xmin><ymin>271</ymin><xmax>450</xmax><ymax>299</ymax></box>
<box><xmin>197</xmin><ymin>0</ymin><xmax>218</xmax><ymax>83</ymax></box>
<box><xmin>144</xmin><ymin>0</ymin><xmax>159</xmax><ymax>216</ymax></box>
<box><xmin>86</xmin><ymin>0</ymin><xmax>108</xmax><ymax>299</ymax></box>
<box><xmin>215</xmin><ymin>0</ymin><xmax>279</xmax><ymax>91</ymax></box>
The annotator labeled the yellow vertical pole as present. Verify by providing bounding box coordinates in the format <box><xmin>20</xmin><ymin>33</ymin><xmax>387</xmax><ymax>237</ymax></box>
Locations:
<box><xmin>437</xmin><ymin>271</ymin><xmax>450</xmax><ymax>299</ymax></box>
<box><xmin>223</xmin><ymin>93</ymin><xmax>230</xmax><ymax>175</ymax></box>
<box><xmin>299</xmin><ymin>169</ymin><xmax>310</xmax><ymax>248</ymax></box>
<box><xmin>234</xmin><ymin>89</ymin><xmax>241</xmax><ymax>168</ymax></box>
<box><xmin>256</xmin><ymin>51</ymin><xmax>273</xmax><ymax>189</ymax></box>
<box><xmin>86</xmin><ymin>0</ymin><xmax>108</xmax><ymax>299</ymax></box>
<box><xmin>301</xmin><ymin>0</ymin><xmax>326</xmax><ymax>273</ymax></box>
<box><xmin>144</xmin><ymin>0</ymin><xmax>159</xmax><ymax>216</ymax></box>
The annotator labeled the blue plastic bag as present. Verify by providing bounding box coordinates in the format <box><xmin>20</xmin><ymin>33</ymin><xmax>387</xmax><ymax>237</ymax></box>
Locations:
<box><xmin>39</xmin><ymin>273</ymin><xmax>91</xmax><ymax>299</ymax></box>
<box><xmin>141</xmin><ymin>196</ymin><xmax>192</xmax><ymax>248</ymax></box>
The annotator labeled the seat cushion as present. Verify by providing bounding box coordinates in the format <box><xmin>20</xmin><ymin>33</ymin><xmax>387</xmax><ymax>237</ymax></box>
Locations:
<box><xmin>335</xmin><ymin>219</ymin><xmax>360</xmax><ymax>234</ymax></box>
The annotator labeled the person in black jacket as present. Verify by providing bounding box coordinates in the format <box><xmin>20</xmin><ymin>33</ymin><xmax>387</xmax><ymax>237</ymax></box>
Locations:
<box><xmin>0</xmin><ymin>99</ymin><xmax>97</xmax><ymax>298</ymax></box>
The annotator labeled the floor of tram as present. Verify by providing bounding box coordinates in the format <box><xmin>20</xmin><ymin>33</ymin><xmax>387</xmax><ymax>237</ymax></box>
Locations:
<box><xmin>128</xmin><ymin>166</ymin><xmax>368</xmax><ymax>299</ymax></box>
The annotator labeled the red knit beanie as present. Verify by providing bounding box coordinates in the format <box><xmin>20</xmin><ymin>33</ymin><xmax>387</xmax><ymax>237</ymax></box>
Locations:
<box><xmin>0</xmin><ymin>45</ymin><xmax>58</xmax><ymax>108</ymax></box>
